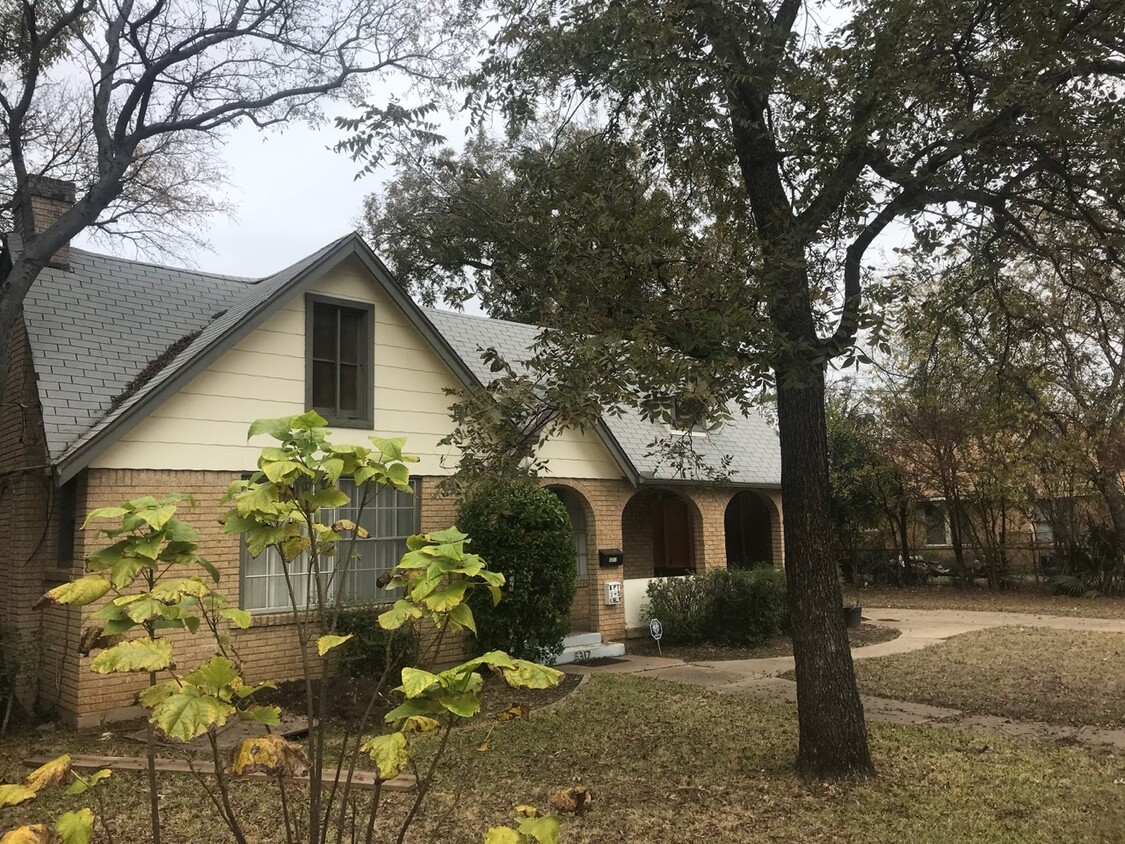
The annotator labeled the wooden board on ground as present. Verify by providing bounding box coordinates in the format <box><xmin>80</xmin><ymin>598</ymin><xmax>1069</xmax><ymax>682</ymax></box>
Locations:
<box><xmin>24</xmin><ymin>754</ymin><xmax>415</xmax><ymax>792</ymax></box>
<box><xmin>124</xmin><ymin>712</ymin><xmax>310</xmax><ymax>750</ymax></box>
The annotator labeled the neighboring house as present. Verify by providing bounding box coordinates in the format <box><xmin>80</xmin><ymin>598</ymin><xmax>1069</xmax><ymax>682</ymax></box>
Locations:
<box><xmin>0</xmin><ymin>179</ymin><xmax>783</xmax><ymax>726</ymax></box>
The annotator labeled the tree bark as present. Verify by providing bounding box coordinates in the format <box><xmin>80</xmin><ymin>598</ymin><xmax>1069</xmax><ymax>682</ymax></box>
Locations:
<box><xmin>776</xmin><ymin>362</ymin><xmax>875</xmax><ymax>778</ymax></box>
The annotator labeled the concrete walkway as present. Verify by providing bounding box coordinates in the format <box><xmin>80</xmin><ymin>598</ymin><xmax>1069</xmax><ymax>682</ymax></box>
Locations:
<box><xmin>569</xmin><ymin>607</ymin><xmax>1125</xmax><ymax>751</ymax></box>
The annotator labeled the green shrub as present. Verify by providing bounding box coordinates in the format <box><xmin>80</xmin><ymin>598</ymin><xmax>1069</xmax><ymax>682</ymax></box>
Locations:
<box><xmin>457</xmin><ymin>479</ymin><xmax>577</xmax><ymax>661</ymax></box>
<box><xmin>704</xmin><ymin>568</ymin><xmax>788</xmax><ymax>645</ymax></box>
<box><xmin>334</xmin><ymin>604</ymin><xmax>418</xmax><ymax>679</ymax></box>
<box><xmin>644</xmin><ymin>576</ymin><xmax>712</xmax><ymax>643</ymax></box>
<box><xmin>645</xmin><ymin>568</ymin><xmax>787</xmax><ymax>646</ymax></box>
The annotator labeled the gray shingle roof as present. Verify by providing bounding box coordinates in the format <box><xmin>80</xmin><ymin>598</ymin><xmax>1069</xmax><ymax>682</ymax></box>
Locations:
<box><xmin>21</xmin><ymin>242</ymin><xmax>256</xmax><ymax>458</ymax></box>
<box><xmin>422</xmin><ymin>308</ymin><xmax>782</xmax><ymax>487</ymax></box>
<box><xmin>14</xmin><ymin>231</ymin><xmax>779</xmax><ymax>488</ymax></box>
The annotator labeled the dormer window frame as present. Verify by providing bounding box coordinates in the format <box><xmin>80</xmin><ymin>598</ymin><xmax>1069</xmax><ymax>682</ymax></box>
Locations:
<box><xmin>305</xmin><ymin>293</ymin><xmax>375</xmax><ymax>429</ymax></box>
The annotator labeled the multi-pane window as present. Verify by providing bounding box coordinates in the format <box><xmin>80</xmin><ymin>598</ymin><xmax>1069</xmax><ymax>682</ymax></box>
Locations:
<box><xmin>550</xmin><ymin>487</ymin><xmax>588</xmax><ymax>580</ymax></box>
<box><xmin>924</xmin><ymin>504</ymin><xmax>950</xmax><ymax>546</ymax></box>
<box><xmin>307</xmin><ymin>296</ymin><xmax>373</xmax><ymax>427</ymax></box>
<box><xmin>241</xmin><ymin>478</ymin><xmax>418</xmax><ymax>613</ymax></box>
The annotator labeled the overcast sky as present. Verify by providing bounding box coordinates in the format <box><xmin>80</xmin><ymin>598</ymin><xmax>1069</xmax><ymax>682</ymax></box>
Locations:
<box><xmin>74</xmin><ymin>112</ymin><xmax>388</xmax><ymax>279</ymax></box>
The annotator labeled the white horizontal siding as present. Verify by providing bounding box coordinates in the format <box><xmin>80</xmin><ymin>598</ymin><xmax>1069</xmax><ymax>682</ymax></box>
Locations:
<box><xmin>91</xmin><ymin>254</ymin><xmax>625</xmax><ymax>481</ymax></box>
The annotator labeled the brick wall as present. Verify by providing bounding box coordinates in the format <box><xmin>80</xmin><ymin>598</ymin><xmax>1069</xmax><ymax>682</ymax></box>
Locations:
<box><xmin>0</xmin><ymin>319</ymin><xmax>75</xmax><ymax>716</ymax></box>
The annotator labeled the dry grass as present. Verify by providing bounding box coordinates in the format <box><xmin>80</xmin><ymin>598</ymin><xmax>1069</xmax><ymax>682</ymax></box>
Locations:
<box><xmin>628</xmin><ymin>623</ymin><xmax>900</xmax><ymax>661</ymax></box>
<box><xmin>853</xmin><ymin>626</ymin><xmax>1125</xmax><ymax>729</ymax></box>
<box><xmin>5</xmin><ymin>674</ymin><xmax>1125</xmax><ymax>843</ymax></box>
<box><xmin>860</xmin><ymin>583</ymin><xmax>1125</xmax><ymax>618</ymax></box>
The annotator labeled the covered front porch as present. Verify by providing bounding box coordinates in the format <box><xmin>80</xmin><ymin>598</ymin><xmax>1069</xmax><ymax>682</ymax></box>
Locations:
<box><xmin>544</xmin><ymin>480</ymin><xmax>783</xmax><ymax>646</ymax></box>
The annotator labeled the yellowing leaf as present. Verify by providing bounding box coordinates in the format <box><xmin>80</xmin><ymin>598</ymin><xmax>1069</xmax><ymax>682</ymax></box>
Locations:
<box><xmin>398</xmin><ymin>667</ymin><xmax>440</xmax><ymax>699</ymax></box>
<box><xmin>518</xmin><ymin>815</ymin><xmax>560</xmax><ymax>844</ymax></box>
<box><xmin>90</xmin><ymin>638</ymin><xmax>174</xmax><ymax>674</ymax></box>
<box><xmin>378</xmin><ymin>600</ymin><xmax>423</xmax><ymax>631</ymax></box>
<box><xmin>151</xmin><ymin>688</ymin><xmax>234</xmax><ymax>742</ymax></box>
<box><xmin>139</xmin><ymin>680</ymin><xmax>180</xmax><ymax>709</ymax></box>
<box><xmin>317</xmin><ymin>634</ymin><xmax>353</xmax><ymax>656</ymax></box>
<box><xmin>483</xmin><ymin>828</ymin><xmax>522</xmax><ymax>844</ymax></box>
<box><xmin>0</xmin><ymin>824</ymin><xmax>51</xmax><ymax>844</ymax></box>
<box><xmin>497</xmin><ymin>704</ymin><xmax>528</xmax><ymax>723</ymax></box>
<box><xmin>0</xmin><ymin>784</ymin><xmax>36</xmax><ymax>808</ymax></box>
<box><xmin>438</xmin><ymin>691</ymin><xmax>480</xmax><ymax>718</ymax></box>
<box><xmin>359</xmin><ymin>732</ymin><xmax>410</xmax><ymax>780</ymax></box>
<box><xmin>24</xmin><ymin>755</ymin><xmax>70</xmax><ymax>792</ymax></box>
<box><xmin>515</xmin><ymin>805</ymin><xmax>538</xmax><ymax>818</ymax></box>
<box><xmin>231</xmin><ymin>735</ymin><xmax>308</xmax><ymax>777</ymax></box>
<box><xmin>219</xmin><ymin>608</ymin><xmax>252</xmax><ymax>629</ymax></box>
<box><xmin>475</xmin><ymin>740</ymin><xmax>490</xmax><ymax>752</ymax></box>
<box><xmin>54</xmin><ymin>809</ymin><xmax>95</xmax><ymax>844</ymax></box>
<box><xmin>401</xmin><ymin>715</ymin><xmax>440</xmax><ymax>733</ymax></box>
<box><xmin>448</xmin><ymin>603</ymin><xmax>477</xmax><ymax>633</ymax></box>
<box><xmin>499</xmin><ymin>661</ymin><xmax>564</xmax><ymax>690</ymax></box>
<box><xmin>36</xmin><ymin>576</ymin><xmax>111</xmax><ymax>609</ymax></box>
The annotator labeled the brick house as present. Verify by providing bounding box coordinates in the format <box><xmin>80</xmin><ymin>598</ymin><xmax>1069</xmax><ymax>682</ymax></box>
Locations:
<box><xmin>1</xmin><ymin>179</ymin><xmax>783</xmax><ymax>726</ymax></box>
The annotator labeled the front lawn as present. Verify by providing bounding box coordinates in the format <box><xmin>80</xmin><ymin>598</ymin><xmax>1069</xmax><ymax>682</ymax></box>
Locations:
<box><xmin>852</xmin><ymin>626</ymin><xmax>1125</xmax><ymax>728</ymax></box>
<box><xmin>860</xmin><ymin>583</ymin><xmax>1125</xmax><ymax>618</ymax></box>
<box><xmin>628</xmin><ymin>622</ymin><xmax>899</xmax><ymax>661</ymax></box>
<box><xmin>4</xmin><ymin>674</ymin><xmax>1125</xmax><ymax>843</ymax></box>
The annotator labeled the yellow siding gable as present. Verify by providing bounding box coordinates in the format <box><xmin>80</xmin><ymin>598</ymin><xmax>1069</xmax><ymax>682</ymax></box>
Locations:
<box><xmin>90</xmin><ymin>254</ymin><xmax>625</xmax><ymax>480</ymax></box>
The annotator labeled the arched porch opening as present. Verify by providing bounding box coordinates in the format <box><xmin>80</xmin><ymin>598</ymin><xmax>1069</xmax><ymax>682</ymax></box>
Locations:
<box><xmin>724</xmin><ymin>490</ymin><xmax>775</xmax><ymax>569</ymax></box>
<box><xmin>621</xmin><ymin>487</ymin><xmax>700</xmax><ymax>579</ymax></box>
<box><xmin>547</xmin><ymin>484</ymin><xmax>595</xmax><ymax>632</ymax></box>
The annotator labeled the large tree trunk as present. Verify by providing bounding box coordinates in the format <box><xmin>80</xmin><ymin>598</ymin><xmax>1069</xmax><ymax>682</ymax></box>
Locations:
<box><xmin>776</xmin><ymin>362</ymin><xmax>875</xmax><ymax>779</ymax></box>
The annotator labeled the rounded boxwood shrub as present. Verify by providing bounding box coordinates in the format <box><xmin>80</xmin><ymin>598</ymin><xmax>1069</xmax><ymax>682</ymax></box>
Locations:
<box><xmin>457</xmin><ymin>479</ymin><xmax>578</xmax><ymax>662</ymax></box>
<box><xmin>645</xmin><ymin>567</ymin><xmax>787</xmax><ymax>647</ymax></box>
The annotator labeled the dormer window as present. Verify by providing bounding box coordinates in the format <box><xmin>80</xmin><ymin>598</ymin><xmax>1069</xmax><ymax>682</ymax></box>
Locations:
<box><xmin>306</xmin><ymin>294</ymin><xmax>374</xmax><ymax>427</ymax></box>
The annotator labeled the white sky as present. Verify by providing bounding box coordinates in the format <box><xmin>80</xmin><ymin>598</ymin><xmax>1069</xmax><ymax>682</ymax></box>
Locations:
<box><xmin>74</xmin><ymin>113</ymin><xmax>388</xmax><ymax>278</ymax></box>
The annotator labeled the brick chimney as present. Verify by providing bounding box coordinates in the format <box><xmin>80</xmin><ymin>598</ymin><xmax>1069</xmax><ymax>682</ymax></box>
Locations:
<box><xmin>15</xmin><ymin>175</ymin><xmax>76</xmax><ymax>270</ymax></box>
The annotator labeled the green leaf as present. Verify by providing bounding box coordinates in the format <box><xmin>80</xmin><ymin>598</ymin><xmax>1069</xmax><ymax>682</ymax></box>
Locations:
<box><xmin>359</xmin><ymin>732</ymin><xmax>410</xmax><ymax>780</ymax></box>
<box><xmin>427</xmin><ymin>526</ymin><xmax>468</xmax><ymax>544</ymax></box>
<box><xmin>81</xmin><ymin>506</ymin><xmax>129</xmax><ymax>527</ymax></box>
<box><xmin>136</xmin><ymin>504</ymin><xmax>177</xmax><ymax>531</ymax></box>
<box><xmin>311</xmin><ymin>486</ymin><xmax>350</xmax><ymax>508</ymax></box>
<box><xmin>37</xmin><ymin>576</ymin><xmax>110</xmax><ymax>608</ymax></box>
<box><xmin>90</xmin><ymin>638</ymin><xmax>174</xmax><ymax>674</ymax></box>
<box><xmin>139</xmin><ymin>680</ymin><xmax>180</xmax><ymax>709</ymax></box>
<box><xmin>322</xmin><ymin>457</ymin><xmax>345</xmax><ymax>482</ymax></box>
<box><xmin>292</xmin><ymin>409</ymin><xmax>328</xmax><ymax>430</ymax></box>
<box><xmin>151</xmin><ymin>688</ymin><xmax>235</xmax><ymax>742</ymax></box>
<box><xmin>378</xmin><ymin>600</ymin><xmax>423</xmax><ymax>630</ymax></box>
<box><xmin>317</xmin><ymin>634</ymin><xmax>353</xmax><ymax>656</ymax></box>
<box><xmin>0</xmin><ymin>784</ymin><xmax>36</xmax><ymax>807</ymax></box>
<box><xmin>384</xmin><ymin>698</ymin><xmax>443</xmax><ymax>723</ymax></box>
<box><xmin>424</xmin><ymin>581</ymin><xmax>469</xmax><ymax>613</ymax></box>
<box><xmin>483</xmin><ymin>828</ymin><xmax>522</xmax><ymax>844</ymax></box>
<box><xmin>237</xmin><ymin>705</ymin><xmax>282</xmax><ymax>726</ymax></box>
<box><xmin>398</xmin><ymin>667</ymin><xmax>440</xmax><ymax>698</ymax></box>
<box><xmin>219</xmin><ymin>608</ymin><xmax>252</xmax><ymax>629</ymax></box>
<box><xmin>518</xmin><ymin>816</ymin><xmax>560</xmax><ymax>844</ymax></box>
<box><xmin>448</xmin><ymin>602</ymin><xmax>477</xmax><ymax>634</ymax></box>
<box><xmin>262</xmin><ymin>460</ymin><xmax>302</xmax><ymax>483</ymax></box>
<box><xmin>108</xmin><ymin>556</ymin><xmax>153</xmax><ymax>589</ymax></box>
<box><xmin>247</xmin><ymin>416</ymin><xmax>296</xmax><ymax>440</ymax></box>
<box><xmin>54</xmin><ymin>809</ymin><xmax>94</xmax><ymax>844</ymax></box>
<box><xmin>184</xmin><ymin>655</ymin><xmax>241</xmax><ymax>694</ymax></box>
<box><xmin>63</xmin><ymin>770</ymin><xmax>110</xmax><ymax>797</ymax></box>
<box><xmin>437</xmin><ymin>691</ymin><xmax>480</xmax><ymax>718</ymax></box>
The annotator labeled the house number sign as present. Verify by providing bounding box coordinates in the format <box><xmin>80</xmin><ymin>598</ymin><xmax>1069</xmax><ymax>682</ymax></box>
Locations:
<box><xmin>649</xmin><ymin>617</ymin><xmax>663</xmax><ymax>656</ymax></box>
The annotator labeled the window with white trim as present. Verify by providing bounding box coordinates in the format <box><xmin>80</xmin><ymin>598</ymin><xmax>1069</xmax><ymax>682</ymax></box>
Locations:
<box><xmin>241</xmin><ymin>478</ymin><xmax>418</xmax><ymax>613</ymax></box>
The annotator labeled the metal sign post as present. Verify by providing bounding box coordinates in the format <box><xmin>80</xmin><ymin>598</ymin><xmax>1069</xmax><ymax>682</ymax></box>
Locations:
<box><xmin>649</xmin><ymin>617</ymin><xmax>664</xmax><ymax>656</ymax></box>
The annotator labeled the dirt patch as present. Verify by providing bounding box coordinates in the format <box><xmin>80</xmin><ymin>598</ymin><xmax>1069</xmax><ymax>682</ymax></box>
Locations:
<box><xmin>627</xmin><ymin>623</ymin><xmax>900</xmax><ymax>662</ymax></box>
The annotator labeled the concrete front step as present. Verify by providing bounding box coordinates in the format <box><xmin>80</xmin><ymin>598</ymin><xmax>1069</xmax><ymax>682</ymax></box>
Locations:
<box><xmin>552</xmin><ymin>640</ymin><xmax>626</xmax><ymax>666</ymax></box>
<box><xmin>562</xmin><ymin>631</ymin><xmax>603</xmax><ymax>648</ymax></box>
